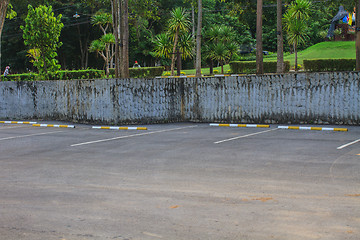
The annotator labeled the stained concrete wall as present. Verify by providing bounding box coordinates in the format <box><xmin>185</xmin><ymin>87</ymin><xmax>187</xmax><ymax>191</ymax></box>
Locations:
<box><xmin>0</xmin><ymin>72</ymin><xmax>359</xmax><ymax>125</ymax></box>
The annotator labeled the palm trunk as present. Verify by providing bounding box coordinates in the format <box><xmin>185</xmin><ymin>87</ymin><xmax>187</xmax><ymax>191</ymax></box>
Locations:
<box><xmin>120</xmin><ymin>0</ymin><xmax>129</xmax><ymax>78</ymax></box>
<box><xmin>112</xmin><ymin>0</ymin><xmax>121</xmax><ymax>78</ymax></box>
<box><xmin>171</xmin><ymin>30</ymin><xmax>179</xmax><ymax>76</ymax></box>
<box><xmin>195</xmin><ymin>0</ymin><xmax>202</xmax><ymax>77</ymax></box>
<box><xmin>276</xmin><ymin>0</ymin><xmax>284</xmax><ymax>73</ymax></box>
<box><xmin>294</xmin><ymin>42</ymin><xmax>298</xmax><ymax>72</ymax></box>
<box><xmin>221</xmin><ymin>62</ymin><xmax>224</xmax><ymax>74</ymax></box>
<box><xmin>256</xmin><ymin>0</ymin><xmax>263</xmax><ymax>74</ymax></box>
<box><xmin>356</xmin><ymin>0</ymin><xmax>360</xmax><ymax>71</ymax></box>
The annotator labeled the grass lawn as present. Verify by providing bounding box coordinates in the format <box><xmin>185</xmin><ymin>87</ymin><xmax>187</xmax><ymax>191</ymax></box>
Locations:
<box><xmin>177</xmin><ymin>41</ymin><xmax>355</xmax><ymax>75</ymax></box>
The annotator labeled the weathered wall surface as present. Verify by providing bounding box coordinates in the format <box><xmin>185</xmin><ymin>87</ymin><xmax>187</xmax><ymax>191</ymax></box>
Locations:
<box><xmin>0</xmin><ymin>72</ymin><xmax>359</xmax><ymax>125</ymax></box>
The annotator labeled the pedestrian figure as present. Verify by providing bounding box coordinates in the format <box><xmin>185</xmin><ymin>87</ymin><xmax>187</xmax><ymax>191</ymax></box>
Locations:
<box><xmin>133</xmin><ymin>61</ymin><xmax>141</xmax><ymax>68</ymax></box>
<box><xmin>3</xmin><ymin>66</ymin><xmax>10</xmax><ymax>78</ymax></box>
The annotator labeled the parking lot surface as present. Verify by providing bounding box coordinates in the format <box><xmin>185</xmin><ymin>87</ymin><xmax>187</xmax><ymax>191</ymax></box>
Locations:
<box><xmin>0</xmin><ymin>121</ymin><xmax>359</xmax><ymax>240</ymax></box>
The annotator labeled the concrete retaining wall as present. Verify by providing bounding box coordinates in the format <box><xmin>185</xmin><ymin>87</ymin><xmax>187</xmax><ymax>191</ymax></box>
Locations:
<box><xmin>1</xmin><ymin>72</ymin><xmax>359</xmax><ymax>125</ymax></box>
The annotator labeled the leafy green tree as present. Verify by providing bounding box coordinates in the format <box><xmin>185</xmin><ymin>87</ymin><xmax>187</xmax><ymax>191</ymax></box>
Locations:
<box><xmin>168</xmin><ymin>7</ymin><xmax>191</xmax><ymax>75</ymax></box>
<box><xmin>203</xmin><ymin>25</ymin><xmax>238</xmax><ymax>74</ymax></box>
<box><xmin>89</xmin><ymin>33</ymin><xmax>115</xmax><ymax>76</ymax></box>
<box><xmin>283</xmin><ymin>0</ymin><xmax>311</xmax><ymax>71</ymax></box>
<box><xmin>21</xmin><ymin>5</ymin><xmax>63</xmax><ymax>74</ymax></box>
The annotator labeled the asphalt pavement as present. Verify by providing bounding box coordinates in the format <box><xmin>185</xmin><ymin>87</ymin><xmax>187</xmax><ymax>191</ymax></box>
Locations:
<box><xmin>0</xmin><ymin>121</ymin><xmax>359</xmax><ymax>240</ymax></box>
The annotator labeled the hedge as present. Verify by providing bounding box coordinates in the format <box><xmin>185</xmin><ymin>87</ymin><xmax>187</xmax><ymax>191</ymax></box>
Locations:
<box><xmin>0</xmin><ymin>69</ymin><xmax>105</xmax><ymax>81</ymax></box>
<box><xmin>303</xmin><ymin>59</ymin><xmax>355</xmax><ymax>72</ymax></box>
<box><xmin>109</xmin><ymin>66</ymin><xmax>164</xmax><ymax>78</ymax></box>
<box><xmin>229</xmin><ymin>61</ymin><xmax>290</xmax><ymax>74</ymax></box>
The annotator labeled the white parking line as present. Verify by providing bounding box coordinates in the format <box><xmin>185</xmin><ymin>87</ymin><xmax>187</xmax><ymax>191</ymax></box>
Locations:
<box><xmin>0</xmin><ymin>125</ymin><xmax>28</xmax><ymax>130</ymax></box>
<box><xmin>71</xmin><ymin>125</ymin><xmax>197</xmax><ymax>147</ymax></box>
<box><xmin>0</xmin><ymin>130</ymin><xmax>65</xmax><ymax>141</ymax></box>
<box><xmin>337</xmin><ymin>138</ymin><xmax>360</xmax><ymax>150</ymax></box>
<box><xmin>214</xmin><ymin>128</ymin><xmax>278</xmax><ymax>144</ymax></box>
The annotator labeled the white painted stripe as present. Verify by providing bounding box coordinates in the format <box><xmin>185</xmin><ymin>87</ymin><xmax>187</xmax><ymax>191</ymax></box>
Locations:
<box><xmin>71</xmin><ymin>125</ymin><xmax>197</xmax><ymax>147</ymax></box>
<box><xmin>337</xmin><ymin>138</ymin><xmax>360</xmax><ymax>150</ymax></box>
<box><xmin>277</xmin><ymin>126</ymin><xmax>289</xmax><ymax>129</ymax></box>
<box><xmin>0</xmin><ymin>121</ymin><xmax>37</xmax><ymax>124</ymax></box>
<box><xmin>246</xmin><ymin>124</ymin><xmax>259</xmax><ymax>128</ymax></box>
<box><xmin>214</xmin><ymin>128</ymin><xmax>278</xmax><ymax>144</ymax></box>
<box><xmin>92</xmin><ymin>126</ymin><xmax>147</xmax><ymax>130</ymax></box>
<box><xmin>229</xmin><ymin>124</ymin><xmax>238</xmax><ymax>127</ymax></box>
<box><xmin>0</xmin><ymin>130</ymin><xmax>64</xmax><ymax>141</ymax></box>
<box><xmin>301</xmin><ymin>127</ymin><xmax>312</xmax><ymax>130</ymax></box>
<box><xmin>33</xmin><ymin>124</ymin><xmax>75</xmax><ymax>128</ymax></box>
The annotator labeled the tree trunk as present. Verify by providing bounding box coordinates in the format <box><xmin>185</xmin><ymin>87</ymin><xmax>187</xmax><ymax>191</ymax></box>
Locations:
<box><xmin>170</xmin><ymin>30</ymin><xmax>179</xmax><ymax>76</ymax></box>
<box><xmin>294</xmin><ymin>43</ymin><xmax>298</xmax><ymax>72</ymax></box>
<box><xmin>120</xmin><ymin>0</ymin><xmax>129</xmax><ymax>78</ymax></box>
<box><xmin>276</xmin><ymin>0</ymin><xmax>284</xmax><ymax>73</ymax></box>
<box><xmin>256</xmin><ymin>0</ymin><xmax>264</xmax><ymax>75</ymax></box>
<box><xmin>356</xmin><ymin>0</ymin><xmax>360</xmax><ymax>71</ymax></box>
<box><xmin>112</xmin><ymin>0</ymin><xmax>121</xmax><ymax>78</ymax></box>
<box><xmin>0</xmin><ymin>0</ymin><xmax>9</xmax><ymax>73</ymax></box>
<box><xmin>0</xmin><ymin>0</ymin><xmax>9</xmax><ymax>38</ymax></box>
<box><xmin>192</xmin><ymin>6</ymin><xmax>196</xmax><ymax>69</ymax></box>
<box><xmin>195</xmin><ymin>0</ymin><xmax>202</xmax><ymax>78</ymax></box>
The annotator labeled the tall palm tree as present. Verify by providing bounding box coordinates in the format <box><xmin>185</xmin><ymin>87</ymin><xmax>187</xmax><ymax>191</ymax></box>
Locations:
<box><xmin>283</xmin><ymin>0</ymin><xmax>311</xmax><ymax>71</ymax></box>
<box><xmin>168</xmin><ymin>7</ymin><xmax>191</xmax><ymax>76</ymax></box>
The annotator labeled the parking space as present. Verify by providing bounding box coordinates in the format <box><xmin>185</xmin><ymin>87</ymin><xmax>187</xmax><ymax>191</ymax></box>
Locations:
<box><xmin>0</xmin><ymin>121</ymin><xmax>359</xmax><ymax>240</ymax></box>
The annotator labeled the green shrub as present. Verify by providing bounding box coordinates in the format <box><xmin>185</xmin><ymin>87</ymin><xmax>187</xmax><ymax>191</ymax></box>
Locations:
<box><xmin>303</xmin><ymin>59</ymin><xmax>356</xmax><ymax>72</ymax></box>
<box><xmin>110</xmin><ymin>66</ymin><xmax>165</xmax><ymax>78</ymax></box>
<box><xmin>0</xmin><ymin>69</ymin><xmax>105</xmax><ymax>82</ymax></box>
<box><xmin>229</xmin><ymin>61</ymin><xmax>290</xmax><ymax>74</ymax></box>
<box><xmin>1</xmin><ymin>73</ymin><xmax>38</xmax><ymax>81</ymax></box>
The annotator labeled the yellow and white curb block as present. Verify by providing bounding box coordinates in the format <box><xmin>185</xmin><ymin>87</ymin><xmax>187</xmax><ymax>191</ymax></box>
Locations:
<box><xmin>0</xmin><ymin>121</ymin><xmax>37</xmax><ymax>124</ymax></box>
<box><xmin>210</xmin><ymin>123</ymin><xmax>270</xmax><ymax>128</ymax></box>
<box><xmin>278</xmin><ymin>126</ymin><xmax>348</xmax><ymax>132</ymax></box>
<box><xmin>32</xmin><ymin>124</ymin><xmax>75</xmax><ymax>128</ymax></box>
<box><xmin>92</xmin><ymin>126</ymin><xmax>147</xmax><ymax>130</ymax></box>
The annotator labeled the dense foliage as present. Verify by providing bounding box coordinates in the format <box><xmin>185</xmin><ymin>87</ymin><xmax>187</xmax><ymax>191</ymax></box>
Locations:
<box><xmin>0</xmin><ymin>0</ymin><xmax>357</xmax><ymax>74</ymax></box>
<box><xmin>303</xmin><ymin>59</ymin><xmax>356</xmax><ymax>72</ymax></box>
<box><xmin>230</xmin><ymin>60</ymin><xmax>290</xmax><ymax>73</ymax></box>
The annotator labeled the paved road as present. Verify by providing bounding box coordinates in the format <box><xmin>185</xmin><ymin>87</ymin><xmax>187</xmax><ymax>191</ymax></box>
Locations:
<box><xmin>0</xmin><ymin>122</ymin><xmax>359</xmax><ymax>240</ymax></box>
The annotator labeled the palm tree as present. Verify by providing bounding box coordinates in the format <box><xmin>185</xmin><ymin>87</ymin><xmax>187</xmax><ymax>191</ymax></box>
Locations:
<box><xmin>283</xmin><ymin>0</ymin><xmax>311</xmax><ymax>71</ymax></box>
<box><xmin>89</xmin><ymin>33</ymin><xmax>116</xmax><ymax>77</ymax></box>
<box><xmin>212</xmin><ymin>43</ymin><xmax>229</xmax><ymax>74</ymax></box>
<box><xmin>168</xmin><ymin>7</ymin><xmax>191</xmax><ymax>76</ymax></box>
<box><xmin>203</xmin><ymin>25</ymin><xmax>238</xmax><ymax>74</ymax></box>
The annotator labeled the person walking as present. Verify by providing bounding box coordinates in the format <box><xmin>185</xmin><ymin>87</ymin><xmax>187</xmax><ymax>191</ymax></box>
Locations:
<box><xmin>3</xmin><ymin>66</ymin><xmax>10</xmax><ymax>78</ymax></box>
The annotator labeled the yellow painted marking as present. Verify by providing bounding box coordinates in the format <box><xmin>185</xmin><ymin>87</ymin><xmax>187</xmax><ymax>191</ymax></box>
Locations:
<box><xmin>101</xmin><ymin>127</ymin><xmax>111</xmax><ymax>129</ymax></box>
<box><xmin>33</xmin><ymin>124</ymin><xmax>40</xmax><ymax>127</ymax></box>
<box><xmin>257</xmin><ymin>125</ymin><xmax>270</xmax><ymax>128</ymax></box>
<box><xmin>357</xmin><ymin>154</ymin><xmax>360</xmax><ymax>156</ymax></box>
<box><xmin>59</xmin><ymin>125</ymin><xmax>70</xmax><ymax>128</ymax></box>
<box><xmin>218</xmin><ymin>124</ymin><xmax>230</xmax><ymax>127</ymax></box>
<box><xmin>288</xmin><ymin>126</ymin><xmax>300</xmax><ymax>130</ymax></box>
<box><xmin>310</xmin><ymin>127</ymin><xmax>323</xmax><ymax>131</ymax></box>
<box><xmin>334</xmin><ymin>128</ymin><xmax>348</xmax><ymax>132</ymax></box>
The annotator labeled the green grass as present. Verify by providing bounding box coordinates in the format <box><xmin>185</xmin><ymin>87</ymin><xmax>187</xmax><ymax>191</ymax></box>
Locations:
<box><xmin>178</xmin><ymin>41</ymin><xmax>356</xmax><ymax>75</ymax></box>
<box><xmin>265</xmin><ymin>41</ymin><xmax>355</xmax><ymax>66</ymax></box>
